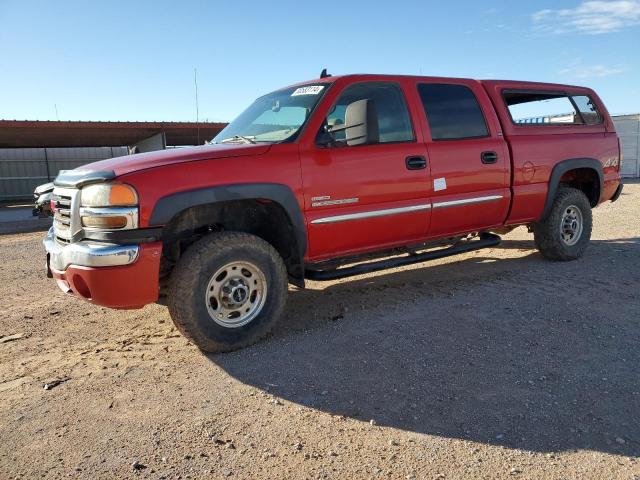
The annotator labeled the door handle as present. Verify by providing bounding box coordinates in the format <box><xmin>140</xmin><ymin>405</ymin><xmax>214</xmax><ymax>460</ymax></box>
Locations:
<box><xmin>406</xmin><ymin>156</ymin><xmax>427</xmax><ymax>170</ymax></box>
<box><xmin>481</xmin><ymin>151</ymin><xmax>498</xmax><ymax>164</ymax></box>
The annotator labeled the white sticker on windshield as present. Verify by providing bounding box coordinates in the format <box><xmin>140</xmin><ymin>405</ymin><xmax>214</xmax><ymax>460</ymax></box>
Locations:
<box><xmin>291</xmin><ymin>85</ymin><xmax>325</xmax><ymax>96</ymax></box>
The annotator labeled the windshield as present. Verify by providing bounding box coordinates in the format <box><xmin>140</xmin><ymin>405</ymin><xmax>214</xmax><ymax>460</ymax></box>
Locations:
<box><xmin>212</xmin><ymin>84</ymin><xmax>327</xmax><ymax>144</ymax></box>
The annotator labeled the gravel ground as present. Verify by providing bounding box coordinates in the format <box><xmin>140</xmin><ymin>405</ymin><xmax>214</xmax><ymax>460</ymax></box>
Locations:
<box><xmin>1</xmin><ymin>183</ymin><xmax>639</xmax><ymax>479</ymax></box>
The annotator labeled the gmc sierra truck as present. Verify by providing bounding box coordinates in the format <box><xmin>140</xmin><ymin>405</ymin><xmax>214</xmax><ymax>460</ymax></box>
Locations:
<box><xmin>44</xmin><ymin>73</ymin><xmax>623</xmax><ymax>352</ymax></box>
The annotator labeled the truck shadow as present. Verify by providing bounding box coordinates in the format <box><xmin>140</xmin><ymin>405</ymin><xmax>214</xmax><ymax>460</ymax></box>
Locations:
<box><xmin>210</xmin><ymin>237</ymin><xmax>640</xmax><ymax>456</ymax></box>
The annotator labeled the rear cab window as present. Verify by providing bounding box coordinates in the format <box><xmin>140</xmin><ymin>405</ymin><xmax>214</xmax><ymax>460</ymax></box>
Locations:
<box><xmin>417</xmin><ymin>83</ymin><xmax>489</xmax><ymax>140</ymax></box>
<box><xmin>503</xmin><ymin>90</ymin><xmax>604</xmax><ymax>126</ymax></box>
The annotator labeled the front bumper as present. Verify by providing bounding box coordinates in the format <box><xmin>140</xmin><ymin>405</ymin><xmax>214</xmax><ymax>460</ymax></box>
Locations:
<box><xmin>44</xmin><ymin>228</ymin><xmax>162</xmax><ymax>309</ymax></box>
<box><xmin>44</xmin><ymin>227</ymin><xmax>139</xmax><ymax>271</ymax></box>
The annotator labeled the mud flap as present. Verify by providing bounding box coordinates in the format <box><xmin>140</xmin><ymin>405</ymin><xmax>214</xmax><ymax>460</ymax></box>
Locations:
<box><xmin>46</xmin><ymin>253</ymin><xmax>53</xmax><ymax>278</ymax></box>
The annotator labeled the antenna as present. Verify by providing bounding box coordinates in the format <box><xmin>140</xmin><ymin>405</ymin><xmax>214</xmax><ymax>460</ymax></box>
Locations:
<box><xmin>194</xmin><ymin>68</ymin><xmax>200</xmax><ymax>145</ymax></box>
<box><xmin>54</xmin><ymin>104</ymin><xmax>59</xmax><ymax>121</ymax></box>
<box><xmin>320</xmin><ymin>68</ymin><xmax>331</xmax><ymax>79</ymax></box>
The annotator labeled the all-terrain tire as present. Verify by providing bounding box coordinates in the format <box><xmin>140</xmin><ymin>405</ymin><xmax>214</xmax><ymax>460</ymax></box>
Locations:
<box><xmin>533</xmin><ymin>187</ymin><xmax>592</xmax><ymax>261</ymax></box>
<box><xmin>167</xmin><ymin>232</ymin><xmax>288</xmax><ymax>353</ymax></box>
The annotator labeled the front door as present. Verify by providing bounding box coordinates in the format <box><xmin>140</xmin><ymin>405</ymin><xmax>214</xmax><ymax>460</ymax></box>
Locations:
<box><xmin>301</xmin><ymin>81</ymin><xmax>431</xmax><ymax>261</ymax></box>
<box><xmin>415</xmin><ymin>81</ymin><xmax>511</xmax><ymax>238</ymax></box>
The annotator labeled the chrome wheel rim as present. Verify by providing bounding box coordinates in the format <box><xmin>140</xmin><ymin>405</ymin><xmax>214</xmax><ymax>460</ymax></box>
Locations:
<box><xmin>559</xmin><ymin>205</ymin><xmax>583</xmax><ymax>246</ymax></box>
<box><xmin>205</xmin><ymin>261</ymin><xmax>267</xmax><ymax>328</ymax></box>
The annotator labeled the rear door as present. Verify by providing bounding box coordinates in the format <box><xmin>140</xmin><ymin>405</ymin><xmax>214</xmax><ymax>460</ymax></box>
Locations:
<box><xmin>415</xmin><ymin>81</ymin><xmax>511</xmax><ymax>237</ymax></box>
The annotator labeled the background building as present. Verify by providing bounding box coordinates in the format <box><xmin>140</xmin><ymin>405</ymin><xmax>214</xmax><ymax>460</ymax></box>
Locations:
<box><xmin>613</xmin><ymin>114</ymin><xmax>640</xmax><ymax>178</ymax></box>
<box><xmin>0</xmin><ymin>120</ymin><xmax>226</xmax><ymax>201</ymax></box>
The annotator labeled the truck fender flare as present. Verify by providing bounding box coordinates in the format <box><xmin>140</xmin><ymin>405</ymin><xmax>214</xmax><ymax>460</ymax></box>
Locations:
<box><xmin>541</xmin><ymin>158</ymin><xmax>603</xmax><ymax>220</ymax></box>
<box><xmin>149</xmin><ymin>183</ymin><xmax>307</xmax><ymax>257</ymax></box>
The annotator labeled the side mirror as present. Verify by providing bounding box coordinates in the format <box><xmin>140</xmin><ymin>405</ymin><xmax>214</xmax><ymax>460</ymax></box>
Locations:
<box><xmin>343</xmin><ymin>99</ymin><xmax>378</xmax><ymax>146</ymax></box>
<box><xmin>317</xmin><ymin>99</ymin><xmax>379</xmax><ymax>147</ymax></box>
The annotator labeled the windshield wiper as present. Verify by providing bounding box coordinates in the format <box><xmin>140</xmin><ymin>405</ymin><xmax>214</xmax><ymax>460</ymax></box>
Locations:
<box><xmin>218</xmin><ymin>135</ymin><xmax>256</xmax><ymax>145</ymax></box>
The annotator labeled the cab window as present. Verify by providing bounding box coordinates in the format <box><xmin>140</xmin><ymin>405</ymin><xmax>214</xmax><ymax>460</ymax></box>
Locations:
<box><xmin>417</xmin><ymin>83</ymin><xmax>489</xmax><ymax>140</ymax></box>
<box><xmin>322</xmin><ymin>82</ymin><xmax>414</xmax><ymax>146</ymax></box>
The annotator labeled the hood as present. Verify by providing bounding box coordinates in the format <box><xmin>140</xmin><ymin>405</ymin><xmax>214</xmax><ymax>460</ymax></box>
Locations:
<box><xmin>75</xmin><ymin>143</ymin><xmax>272</xmax><ymax>177</ymax></box>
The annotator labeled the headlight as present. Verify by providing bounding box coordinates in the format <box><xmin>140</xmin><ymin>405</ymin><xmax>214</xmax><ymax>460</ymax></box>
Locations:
<box><xmin>81</xmin><ymin>183</ymin><xmax>138</xmax><ymax>207</ymax></box>
<box><xmin>80</xmin><ymin>183</ymin><xmax>138</xmax><ymax>230</ymax></box>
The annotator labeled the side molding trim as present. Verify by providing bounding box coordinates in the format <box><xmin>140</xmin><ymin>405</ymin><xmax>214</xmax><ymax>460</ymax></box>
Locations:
<box><xmin>432</xmin><ymin>195</ymin><xmax>503</xmax><ymax>209</ymax></box>
<box><xmin>310</xmin><ymin>195</ymin><xmax>504</xmax><ymax>225</ymax></box>
<box><xmin>311</xmin><ymin>204</ymin><xmax>431</xmax><ymax>224</ymax></box>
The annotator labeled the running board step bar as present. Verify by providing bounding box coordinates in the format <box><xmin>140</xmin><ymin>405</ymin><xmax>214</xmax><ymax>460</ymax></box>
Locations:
<box><xmin>304</xmin><ymin>233</ymin><xmax>501</xmax><ymax>281</ymax></box>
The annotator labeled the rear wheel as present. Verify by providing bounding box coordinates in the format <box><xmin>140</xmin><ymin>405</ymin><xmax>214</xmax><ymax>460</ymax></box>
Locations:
<box><xmin>168</xmin><ymin>232</ymin><xmax>288</xmax><ymax>352</ymax></box>
<box><xmin>533</xmin><ymin>187</ymin><xmax>592</xmax><ymax>261</ymax></box>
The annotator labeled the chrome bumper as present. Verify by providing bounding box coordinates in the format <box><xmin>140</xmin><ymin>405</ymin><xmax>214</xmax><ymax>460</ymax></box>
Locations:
<box><xmin>43</xmin><ymin>227</ymin><xmax>139</xmax><ymax>271</ymax></box>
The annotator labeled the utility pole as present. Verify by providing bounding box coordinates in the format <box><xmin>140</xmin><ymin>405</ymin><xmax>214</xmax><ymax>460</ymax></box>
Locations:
<box><xmin>194</xmin><ymin>68</ymin><xmax>200</xmax><ymax>145</ymax></box>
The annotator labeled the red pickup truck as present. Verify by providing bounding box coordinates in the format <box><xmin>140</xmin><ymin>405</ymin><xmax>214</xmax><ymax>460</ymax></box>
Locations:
<box><xmin>45</xmin><ymin>73</ymin><xmax>623</xmax><ymax>352</ymax></box>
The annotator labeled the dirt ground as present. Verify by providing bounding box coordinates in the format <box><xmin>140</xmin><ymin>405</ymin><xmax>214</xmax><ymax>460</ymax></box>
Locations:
<box><xmin>1</xmin><ymin>183</ymin><xmax>639</xmax><ymax>480</ymax></box>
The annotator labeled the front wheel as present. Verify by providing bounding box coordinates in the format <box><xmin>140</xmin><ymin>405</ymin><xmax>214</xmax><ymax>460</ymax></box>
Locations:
<box><xmin>533</xmin><ymin>187</ymin><xmax>593</xmax><ymax>261</ymax></box>
<box><xmin>167</xmin><ymin>232</ymin><xmax>288</xmax><ymax>352</ymax></box>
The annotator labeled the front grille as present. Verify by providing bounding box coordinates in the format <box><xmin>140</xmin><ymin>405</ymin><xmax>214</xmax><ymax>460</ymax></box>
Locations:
<box><xmin>54</xmin><ymin>196</ymin><xmax>71</xmax><ymax>229</ymax></box>
<box><xmin>52</xmin><ymin>188</ymin><xmax>79</xmax><ymax>244</ymax></box>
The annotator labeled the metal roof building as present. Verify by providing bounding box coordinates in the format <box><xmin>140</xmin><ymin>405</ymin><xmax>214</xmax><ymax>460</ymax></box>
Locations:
<box><xmin>613</xmin><ymin>115</ymin><xmax>640</xmax><ymax>178</ymax></box>
<box><xmin>0</xmin><ymin>120</ymin><xmax>226</xmax><ymax>148</ymax></box>
<box><xmin>0</xmin><ymin>120</ymin><xmax>227</xmax><ymax>201</ymax></box>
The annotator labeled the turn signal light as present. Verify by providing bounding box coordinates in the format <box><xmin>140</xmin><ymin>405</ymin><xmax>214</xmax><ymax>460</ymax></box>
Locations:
<box><xmin>109</xmin><ymin>185</ymin><xmax>138</xmax><ymax>206</ymax></box>
<box><xmin>81</xmin><ymin>216</ymin><xmax>128</xmax><ymax>229</ymax></box>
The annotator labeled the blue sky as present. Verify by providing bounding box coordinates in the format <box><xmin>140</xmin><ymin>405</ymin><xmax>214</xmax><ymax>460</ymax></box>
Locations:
<box><xmin>0</xmin><ymin>0</ymin><xmax>639</xmax><ymax>122</ymax></box>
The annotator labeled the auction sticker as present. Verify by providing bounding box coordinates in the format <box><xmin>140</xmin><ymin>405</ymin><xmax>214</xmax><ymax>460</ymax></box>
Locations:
<box><xmin>433</xmin><ymin>177</ymin><xmax>447</xmax><ymax>192</ymax></box>
<box><xmin>291</xmin><ymin>85</ymin><xmax>325</xmax><ymax>96</ymax></box>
